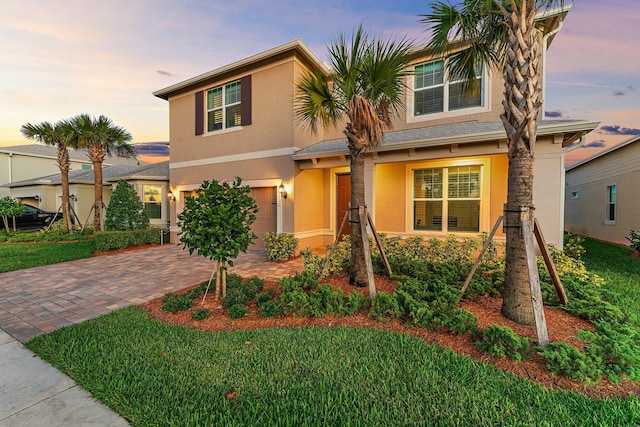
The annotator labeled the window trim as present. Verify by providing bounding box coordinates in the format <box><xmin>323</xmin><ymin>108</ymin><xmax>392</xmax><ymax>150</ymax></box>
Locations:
<box><xmin>206</xmin><ymin>79</ymin><xmax>242</xmax><ymax>133</ymax></box>
<box><xmin>604</xmin><ymin>183</ymin><xmax>616</xmax><ymax>225</ymax></box>
<box><xmin>406</xmin><ymin>58</ymin><xmax>490</xmax><ymax>124</ymax></box>
<box><xmin>405</xmin><ymin>158</ymin><xmax>491</xmax><ymax>235</ymax></box>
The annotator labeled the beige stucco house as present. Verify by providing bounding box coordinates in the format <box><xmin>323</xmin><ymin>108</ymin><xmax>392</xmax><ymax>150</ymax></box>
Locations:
<box><xmin>154</xmin><ymin>7</ymin><xmax>597</xmax><ymax>250</ymax></box>
<box><xmin>565</xmin><ymin>135</ymin><xmax>640</xmax><ymax>245</ymax></box>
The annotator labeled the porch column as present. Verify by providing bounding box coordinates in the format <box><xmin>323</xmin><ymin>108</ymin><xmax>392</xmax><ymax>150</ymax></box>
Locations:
<box><xmin>364</xmin><ymin>160</ymin><xmax>376</xmax><ymax>226</ymax></box>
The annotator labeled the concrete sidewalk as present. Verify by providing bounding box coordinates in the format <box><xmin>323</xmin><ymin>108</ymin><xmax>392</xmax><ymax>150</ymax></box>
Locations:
<box><xmin>0</xmin><ymin>329</ymin><xmax>129</xmax><ymax>426</ymax></box>
<box><xmin>0</xmin><ymin>244</ymin><xmax>306</xmax><ymax>426</ymax></box>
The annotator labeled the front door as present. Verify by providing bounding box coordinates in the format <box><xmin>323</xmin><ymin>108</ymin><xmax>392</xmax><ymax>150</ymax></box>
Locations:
<box><xmin>336</xmin><ymin>173</ymin><xmax>351</xmax><ymax>241</ymax></box>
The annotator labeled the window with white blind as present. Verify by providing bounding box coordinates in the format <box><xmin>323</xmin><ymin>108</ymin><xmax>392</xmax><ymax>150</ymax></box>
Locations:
<box><xmin>207</xmin><ymin>80</ymin><xmax>242</xmax><ymax>132</ymax></box>
<box><xmin>412</xmin><ymin>60</ymin><xmax>484</xmax><ymax>118</ymax></box>
<box><xmin>413</xmin><ymin>165</ymin><xmax>482</xmax><ymax>232</ymax></box>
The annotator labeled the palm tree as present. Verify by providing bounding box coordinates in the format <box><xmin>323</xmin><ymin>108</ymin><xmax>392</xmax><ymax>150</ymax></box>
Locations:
<box><xmin>20</xmin><ymin>120</ymin><xmax>76</xmax><ymax>233</ymax></box>
<box><xmin>295</xmin><ymin>26</ymin><xmax>413</xmax><ymax>287</ymax></box>
<box><xmin>63</xmin><ymin>114</ymin><xmax>135</xmax><ymax>231</ymax></box>
<box><xmin>422</xmin><ymin>0</ymin><xmax>565</xmax><ymax>325</ymax></box>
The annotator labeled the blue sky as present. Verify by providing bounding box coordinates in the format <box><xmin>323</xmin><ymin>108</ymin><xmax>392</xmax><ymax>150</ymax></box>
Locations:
<box><xmin>1</xmin><ymin>0</ymin><xmax>638</xmax><ymax>165</ymax></box>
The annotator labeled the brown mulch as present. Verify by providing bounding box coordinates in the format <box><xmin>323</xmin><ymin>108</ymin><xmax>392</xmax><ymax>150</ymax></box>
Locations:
<box><xmin>142</xmin><ymin>272</ymin><xmax>640</xmax><ymax>400</ymax></box>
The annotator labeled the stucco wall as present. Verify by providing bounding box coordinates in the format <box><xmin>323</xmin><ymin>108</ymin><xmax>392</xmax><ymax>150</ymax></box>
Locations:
<box><xmin>565</xmin><ymin>141</ymin><xmax>640</xmax><ymax>245</ymax></box>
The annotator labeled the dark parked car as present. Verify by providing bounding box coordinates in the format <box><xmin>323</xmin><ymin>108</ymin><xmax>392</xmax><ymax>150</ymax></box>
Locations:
<box><xmin>15</xmin><ymin>204</ymin><xmax>60</xmax><ymax>228</ymax></box>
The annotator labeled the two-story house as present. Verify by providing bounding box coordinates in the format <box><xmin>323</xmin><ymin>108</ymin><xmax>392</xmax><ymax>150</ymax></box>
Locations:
<box><xmin>154</xmin><ymin>6</ymin><xmax>597</xmax><ymax>250</ymax></box>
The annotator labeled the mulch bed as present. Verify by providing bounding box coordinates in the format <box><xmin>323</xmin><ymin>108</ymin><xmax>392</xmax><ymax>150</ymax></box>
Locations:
<box><xmin>142</xmin><ymin>272</ymin><xmax>640</xmax><ymax>400</ymax></box>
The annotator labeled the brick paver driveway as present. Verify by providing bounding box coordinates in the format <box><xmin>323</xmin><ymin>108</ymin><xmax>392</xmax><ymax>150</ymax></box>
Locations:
<box><xmin>0</xmin><ymin>244</ymin><xmax>304</xmax><ymax>343</ymax></box>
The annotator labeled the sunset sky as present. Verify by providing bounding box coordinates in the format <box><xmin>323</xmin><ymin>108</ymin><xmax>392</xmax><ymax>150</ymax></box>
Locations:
<box><xmin>1</xmin><ymin>0</ymin><xmax>638</xmax><ymax>166</ymax></box>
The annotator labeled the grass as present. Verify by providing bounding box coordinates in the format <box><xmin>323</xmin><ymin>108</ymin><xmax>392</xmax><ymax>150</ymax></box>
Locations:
<box><xmin>0</xmin><ymin>240</ymin><xmax>96</xmax><ymax>273</ymax></box>
<box><xmin>27</xmin><ymin>307</ymin><xmax>640</xmax><ymax>426</ymax></box>
<box><xmin>581</xmin><ymin>237</ymin><xmax>640</xmax><ymax>324</ymax></box>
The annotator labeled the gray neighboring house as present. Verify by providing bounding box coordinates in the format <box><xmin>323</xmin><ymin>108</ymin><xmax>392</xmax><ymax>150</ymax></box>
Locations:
<box><xmin>565</xmin><ymin>135</ymin><xmax>640</xmax><ymax>245</ymax></box>
<box><xmin>2</xmin><ymin>161</ymin><xmax>170</xmax><ymax>229</ymax></box>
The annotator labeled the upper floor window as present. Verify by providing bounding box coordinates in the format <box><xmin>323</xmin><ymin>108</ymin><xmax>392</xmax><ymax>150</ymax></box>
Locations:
<box><xmin>605</xmin><ymin>184</ymin><xmax>616</xmax><ymax>223</ymax></box>
<box><xmin>413</xmin><ymin>60</ymin><xmax>483</xmax><ymax>117</ymax></box>
<box><xmin>207</xmin><ymin>80</ymin><xmax>242</xmax><ymax>132</ymax></box>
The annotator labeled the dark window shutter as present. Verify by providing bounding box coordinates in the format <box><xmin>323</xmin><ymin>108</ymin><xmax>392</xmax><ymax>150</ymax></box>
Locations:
<box><xmin>195</xmin><ymin>90</ymin><xmax>204</xmax><ymax>135</ymax></box>
<box><xmin>240</xmin><ymin>75</ymin><xmax>252</xmax><ymax>126</ymax></box>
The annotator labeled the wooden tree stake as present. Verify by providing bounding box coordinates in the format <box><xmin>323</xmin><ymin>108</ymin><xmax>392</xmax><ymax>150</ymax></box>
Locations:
<box><xmin>202</xmin><ymin>261</ymin><xmax>218</xmax><ymax>305</ymax></box>
<box><xmin>460</xmin><ymin>215</ymin><xmax>503</xmax><ymax>298</ymax></box>
<box><xmin>533</xmin><ymin>219</ymin><xmax>568</xmax><ymax>305</ymax></box>
<box><xmin>358</xmin><ymin>206</ymin><xmax>376</xmax><ymax>298</ymax></box>
<box><xmin>522</xmin><ymin>208</ymin><xmax>549</xmax><ymax>347</ymax></box>
<box><xmin>367</xmin><ymin>212</ymin><xmax>392</xmax><ymax>276</ymax></box>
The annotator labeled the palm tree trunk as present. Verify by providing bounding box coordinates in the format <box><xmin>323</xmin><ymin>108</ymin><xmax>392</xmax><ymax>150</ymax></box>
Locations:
<box><xmin>502</xmin><ymin>152</ymin><xmax>535</xmax><ymax>325</ymax></box>
<box><xmin>349</xmin><ymin>150</ymin><xmax>368</xmax><ymax>286</ymax></box>
<box><xmin>93</xmin><ymin>159</ymin><xmax>104</xmax><ymax>231</ymax></box>
<box><xmin>58</xmin><ymin>143</ymin><xmax>71</xmax><ymax>233</ymax></box>
<box><xmin>500</xmin><ymin>2</ymin><xmax>542</xmax><ymax>325</ymax></box>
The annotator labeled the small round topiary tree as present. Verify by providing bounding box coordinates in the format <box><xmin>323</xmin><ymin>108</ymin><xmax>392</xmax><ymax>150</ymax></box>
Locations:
<box><xmin>105</xmin><ymin>180</ymin><xmax>150</xmax><ymax>231</ymax></box>
<box><xmin>178</xmin><ymin>177</ymin><xmax>258</xmax><ymax>300</ymax></box>
<box><xmin>0</xmin><ymin>197</ymin><xmax>26</xmax><ymax>233</ymax></box>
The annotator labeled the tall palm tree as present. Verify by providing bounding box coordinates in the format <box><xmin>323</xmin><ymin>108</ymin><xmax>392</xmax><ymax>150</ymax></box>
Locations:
<box><xmin>20</xmin><ymin>120</ymin><xmax>75</xmax><ymax>233</ymax></box>
<box><xmin>63</xmin><ymin>114</ymin><xmax>135</xmax><ymax>231</ymax></box>
<box><xmin>295</xmin><ymin>26</ymin><xmax>413</xmax><ymax>287</ymax></box>
<box><xmin>422</xmin><ymin>0</ymin><xmax>565</xmax><ymax>325</ymax></box>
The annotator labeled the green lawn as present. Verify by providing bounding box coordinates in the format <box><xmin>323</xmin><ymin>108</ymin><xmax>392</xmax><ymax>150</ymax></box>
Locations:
<box><xmin>26</xmin><ymin>307</ymin><xmax>639</xmax><ymax>427</ymax></box>
<box><xmin>581</xmin><ymin>237</ymin><xmax>640</xmax><ymax>324</ymax></box>
<box><xmin>0</xmin><ymin>240</ymin><xmax>96</xmax><ymax>273</ymax></box>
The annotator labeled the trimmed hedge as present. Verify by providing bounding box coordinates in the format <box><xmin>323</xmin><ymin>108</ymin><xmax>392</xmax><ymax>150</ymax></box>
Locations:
<box><xmin>94</xmin><ymin>228</ymin><xmax>162</xmax><ymax>252</ymax></box>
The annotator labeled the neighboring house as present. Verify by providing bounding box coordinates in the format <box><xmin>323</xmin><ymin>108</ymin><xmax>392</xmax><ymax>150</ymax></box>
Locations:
<box><xmin>0</xmin><ymin>144</ymin><xmax>141</xmax><ymax>206</ymax></box>
<box><xmin>0</xmin><ymin>144</ymin><xmax>94</xmax><ymax>201</ymax></box>
<box><xmin>565</xmin><ymin>135</ymin><xmax>640</xmax><ymax>246</ymax></box>
<box><xmin>154</xmin><ymin>7</ymin><xmax>597</xmax><ymax>250</ymax></box>
<box><xmin>2</xmin><ymin>161</ymin><xmax>170</xmax><ymax>229</ymax></box>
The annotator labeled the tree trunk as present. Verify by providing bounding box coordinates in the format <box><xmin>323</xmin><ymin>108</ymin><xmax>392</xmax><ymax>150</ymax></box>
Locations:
<box><xmin>58</xmin><ymin>143</ymin><xmax>71</xmax><ymax>233</ymax></box>
<box><xmin>500</xmin><ymin>3</ymin><xmax>543</xmax><ymax>325</ymax></box>
<box><xmin>502</xmin><ymin>152</ymin><xmax>535</xmax><ymax>325</ymax></box>
<box><xmin>94</xmin><ymin>160</ymin><xmax>103</xmax><ymax>231</ymax></box>
<box><xmin>349</xmin><ymin>150</ymin><xmax>368</xmax><ymax>286</ymax></box>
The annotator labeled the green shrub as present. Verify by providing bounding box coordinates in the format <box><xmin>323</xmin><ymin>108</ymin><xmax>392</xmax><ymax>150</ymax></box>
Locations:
<box><xmin>476</xmin><ymin>325</ymin><xmax>531</xmax><ymax>361</ymax></box>
<box><xmin>369</xmin><ymin>292</ymin><xmax>403</xmax><ymax>322</ymax></box>
<box><xmin>626</xmin><ymin>230</ymin><xmax>640</xmax><ymax>253</ymax></box>
<box><xmin>578</xmin><ymin>322</ymin><xmax>640</xmax><ymax>383</ymax></box>
<box><xmin>105</xmin><ymin>180</ymin><xmax>150</xmax><ymax>231</ymax></box>
<box><xmin>160</xmin><ymin>292</ymin><xmax>195</xmax><ymax>313</ymax></box>
<box><xmin>223</xmin><ymin>275</ymin><xmax>264</xmax><ymax>308</ymax></box>
<box><xmin>280</xmin><ymin>287</ymin><xmax>311</xmax><ymax>317</ymax></box>
<box><xmin>279</xmin><ymin>270</ymin><xmax>319</xmax><ymax>292</ymax></box>
<box><xmin>94</xmin><ymin>228</ymin><xmax>161</xmax><ymax>251</ymax></box>
<box><xmin>563</xmin><ymin>233</ymin><xmax>586</xmax><ymax>259</ymax></box>
<box><xmin>191</xmin><ymin>308</ymin><xmax>211</xmax><ymax>321</ymax></box>
<box><xmin>445</xmin><ymin>309</ymin><xmax>478</xmax><ymax>336</ymax></box>
<box><xmin>538</xmin><ymin>342</ymin><xmax>602</xmax><ymax>384</ymax></box>
<box><xmin>264</xmin><ymin>232</ymin><xmax>298</xmax><ymax>261</ymax></box>
<box><xmin>228</xmin><ymin>304</ymin><xmax>249</xmax><ymax>319</ymax></box>
<box><xmin>257</xmin><ymin>290</ymin><xmax>284</xmax><ymax>318</ymax></box>
<box><xmin>342</xmin><ymin>291</ymin><xmax>367</xmax><ymax>316</ymax></box>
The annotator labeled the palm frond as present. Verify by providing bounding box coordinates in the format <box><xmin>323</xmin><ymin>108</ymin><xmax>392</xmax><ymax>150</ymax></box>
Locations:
<box><xmin>294</xmin><ymin>70</ymin><xmax>342</xmax><ymax>133</ymax></box>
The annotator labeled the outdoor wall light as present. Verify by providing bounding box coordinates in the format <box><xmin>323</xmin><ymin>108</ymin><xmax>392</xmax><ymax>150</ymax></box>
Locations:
<box><xmin>34</xmin><ymin>195</ymin><xmax>41</xmax><ymax>201</ymax></box>
<box><xmin>279</xmin><ymin>182</ymin><xmax>287</xmax><ymax>200</ymax></box>
<box><xmin>167</xmin><ymin>190</ymin><xmax>176</xmax><ymax>202</ymax></box>
<box><xmin>70</xmin><ymin>194</ymin><xmax>77</xmax><ymax>202</ymax></box>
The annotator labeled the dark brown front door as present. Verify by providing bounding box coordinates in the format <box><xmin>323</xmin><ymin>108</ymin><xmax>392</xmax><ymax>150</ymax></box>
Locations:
<box><xmin>336</xmin><ymin>173</ymin><xmax>351</xmax><ymax>241</ymax></box>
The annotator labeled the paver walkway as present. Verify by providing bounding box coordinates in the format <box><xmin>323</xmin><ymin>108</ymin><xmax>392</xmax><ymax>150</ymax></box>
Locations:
<box><xmin>0</xmin><ymin>244</ymin><xmax>305</xmax><ymax>343</ymax></box>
